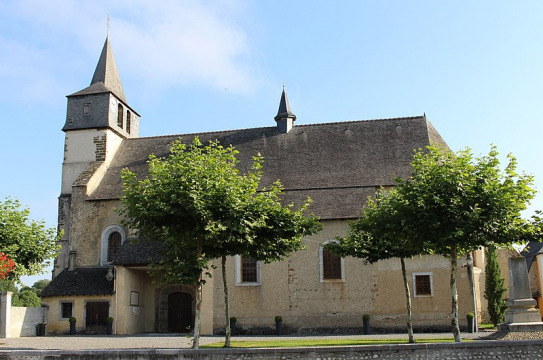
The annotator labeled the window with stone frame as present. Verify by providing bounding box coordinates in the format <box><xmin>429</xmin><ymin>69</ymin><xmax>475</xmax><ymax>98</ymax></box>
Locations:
<box><xmin>60</xmin><ymin>301</ymin><xmax>73</xmax><ymax>319</ymax></box>
<box><xmin>84</xmin><ymin>103</ymin><xmax>91</xmax><ymax>116</ymax></box>
<box><xmin>413</xmin><ymin>272</ymin><xmax>434</xmax><ymax>297</ymax></box>
<box><xmin>107</xmin><ymin>231</ymin><xmax>122</xmax><ymax>263</ymax></box>
<box><xmin>241</xmin><ymin>257</ymin><xmax>258</xmax><ymax>283</ymax></box>
<box><xmin>234</xmin><ymin>255</ymin><xmax>261</xmax><ymax>286</ymax></box>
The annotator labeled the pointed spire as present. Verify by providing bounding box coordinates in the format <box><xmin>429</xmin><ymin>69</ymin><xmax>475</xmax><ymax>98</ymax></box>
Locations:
<box><xmin>275</xmin><ymin>86</ymin><xmax>296</xmax><ymax>133</ymax></box>
<box><xmin>91</xmin><ymin>37</ymin><xmax>126</xmax><ymax>102</ymax></box>
<box><xmin>275</xmin><ymin>85</ymin><xmax>296</xmax><ymax>122</ymax></box>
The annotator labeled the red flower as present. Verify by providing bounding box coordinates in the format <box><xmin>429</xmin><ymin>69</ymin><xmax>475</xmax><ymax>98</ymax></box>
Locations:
<box><xmin>0</xmin><ymin>253</ymin><xmax>15</xmax><ymax>279</ymax></box>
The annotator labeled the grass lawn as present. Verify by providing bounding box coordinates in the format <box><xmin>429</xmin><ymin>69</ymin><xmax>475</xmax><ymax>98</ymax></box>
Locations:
<box><xmin>202</xmin><ymin>338</ymin><xmax>469</xmax><ymax>348</ymax></box>
<box><xmin>479</xmin><ymin>323</ymin><xmax>497</xmax><ymax>330</ymax></box>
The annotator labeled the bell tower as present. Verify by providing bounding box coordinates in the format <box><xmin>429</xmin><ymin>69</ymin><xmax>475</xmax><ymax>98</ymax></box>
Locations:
<box><xmin>61</xmin><ymin>36</ymin><xmax>140</xmax><ymax>194</ymax></box>
<box><xmin>56</xmin><ymin>37</ymin><xmax>139</xmax><ymax>274</ymax></box>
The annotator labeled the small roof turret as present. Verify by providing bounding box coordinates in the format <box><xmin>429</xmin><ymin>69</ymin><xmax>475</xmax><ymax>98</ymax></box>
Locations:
<box><xmin>275</xmin><ymin>86</ymin><xmax>296</xmax><ymax>133</ymax></box>
<box><xmin>274</xmin><ymin>85</ymin><xmax>296</xmax><ymax>122</ymax></box>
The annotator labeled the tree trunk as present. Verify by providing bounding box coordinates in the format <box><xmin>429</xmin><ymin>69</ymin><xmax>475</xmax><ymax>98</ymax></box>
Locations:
<box><xmin>450</xmin><ymin>245</ymin><xmax>461</xmax><ymax>342</ymax></box>
<box><xmin>222</xmin><ymin>255</ymin><xmax>231</xmax><ymax>347</ymax></box>
<box><xmin>192</xmin><ymin>239</ymin><xmax>204</xmax><ymax>349</ymax></box>
<box><xmin>401</xmin><ymin>257</ymin><xmax>414</xmax><ymax>343</ymax></box>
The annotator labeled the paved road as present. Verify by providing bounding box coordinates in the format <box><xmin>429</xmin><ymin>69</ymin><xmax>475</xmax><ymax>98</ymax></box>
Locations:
<box><xmin>0</xmin><ymin>332</ymin><xmax>491</xmax><ymax>350</ymax></box>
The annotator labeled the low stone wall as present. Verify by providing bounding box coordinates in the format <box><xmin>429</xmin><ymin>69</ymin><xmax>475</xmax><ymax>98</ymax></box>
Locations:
<box><xmin>0</xmin><ymin>292</ymin><xmax>46</xmax><ymax>338</ymax></box>
<box><xmin>1</xmin><ymin>340</ymin><xmax>543</xmax><ymax>359</ymax></box>
<box><xmin>7</xmin><ymin>307</ymin><xmax>45</xmax><ymax>337</ymax></box>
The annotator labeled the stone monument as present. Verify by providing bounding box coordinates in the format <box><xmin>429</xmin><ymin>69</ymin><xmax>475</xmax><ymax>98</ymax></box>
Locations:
<box><xmin>500</xmin><ymin>257</ymin><xmax>543</xmax><ymax>332</ymax></box>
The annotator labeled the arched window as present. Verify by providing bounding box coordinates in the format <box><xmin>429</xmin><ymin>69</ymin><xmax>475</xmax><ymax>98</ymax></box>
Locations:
<box><xmin>117</xmin><ymin>103</ymin><xmax>124</xmax><ymax>128</ymax></box>
<box><xmin>101</xmin><ymin>225</ymin><xmax>126</xmax><ymax>265</ymax></box>
<box><xmin>107</xmin><ymin>231</ymin><xmax>122</xmax><ymax>263</ymax></box>
<box><xmin>126</xmin><ymin>110</ymin><xmax>131</xmax><ymax>134</ymax></box>
<box><xmin>319</xmin><ymin>240</ymin><xmax>345</xmax><ymax>282</ymax></box>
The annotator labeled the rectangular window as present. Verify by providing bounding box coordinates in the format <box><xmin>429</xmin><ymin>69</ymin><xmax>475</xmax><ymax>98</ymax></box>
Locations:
<box><xmin>242</xmin><ymin>257</ymin><xmax>258</xmax><ymax>283</ymax></box>
<box><xmin>83</xmin><ymin>103</ymin><xmax>91</xmax><ymax>116</ymax></box>
<box><xmin>235</xmin><ymin>255</ymin><xmax>261</xmax><ymax>286</ymax></box>
<box><xmin>413</xmin><ymin>272</ymin><xmax>434</xmax><ymax>297</ymax></box>
<box><xmin>60</xmin><ymin>301</ymin><xmax>73</xmax><ymax>319</ymax></box>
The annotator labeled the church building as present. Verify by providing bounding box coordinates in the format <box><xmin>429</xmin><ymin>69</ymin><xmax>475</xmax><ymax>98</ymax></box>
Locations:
<box><xmin>41</xmin><ymin>37</ymin><xmax>486</xmax><ymax>335</ymax></box>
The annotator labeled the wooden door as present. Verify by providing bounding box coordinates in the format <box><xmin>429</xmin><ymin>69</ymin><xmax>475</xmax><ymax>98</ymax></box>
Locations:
<box><xmin>167</xmin><ymin>292</ymin><xmax>193</xmax><ymax>333</ymax></box>
<box><xmin>86</xmin><ymin>301</ymin><xmax>109</xmax><ymax>334</ymax></box>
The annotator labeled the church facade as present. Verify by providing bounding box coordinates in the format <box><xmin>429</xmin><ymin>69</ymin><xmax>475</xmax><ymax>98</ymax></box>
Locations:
<box><xmin>41</xmin><ymin>38</ymin><xmax>486</xmax><ymax>335</ymax></box>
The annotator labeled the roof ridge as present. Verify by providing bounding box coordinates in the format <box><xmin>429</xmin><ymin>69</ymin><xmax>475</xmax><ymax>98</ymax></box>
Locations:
<box><xmin>128</xmin><ymin>115</ymin><xmax>425</xmax><ymax>141</ymax></box>
<box><xmin>297</xmin><ymin>115</ymin><xmax>425</xmax><ymax>128</ymax></box>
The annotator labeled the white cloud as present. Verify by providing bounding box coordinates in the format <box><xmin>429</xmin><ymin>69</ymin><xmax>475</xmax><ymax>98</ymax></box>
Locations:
<box><xmin>0</xmin><ymin>0</ymin><xmax>258</xmax><ymax>105</ymax></box>
<box><xmin>112</xmin><ymin>0</ymin><xmax>256</xmax><ymax>92</ymax></box>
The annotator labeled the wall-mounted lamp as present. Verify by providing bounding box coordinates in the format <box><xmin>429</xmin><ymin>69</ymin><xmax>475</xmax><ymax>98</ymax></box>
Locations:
<box><xmin>106</xmin><ymin>266</ymin><xmax>115</xmax><ymax>282</ymax></box>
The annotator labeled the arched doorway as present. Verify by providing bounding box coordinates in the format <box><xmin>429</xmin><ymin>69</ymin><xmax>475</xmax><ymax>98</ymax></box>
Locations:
<box><xmin>167</xmin><ymin>292</ymin><xmax>193</xmax><ymax>333</ymax></box>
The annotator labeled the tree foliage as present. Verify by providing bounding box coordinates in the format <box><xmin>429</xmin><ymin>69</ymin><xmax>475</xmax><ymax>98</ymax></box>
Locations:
<box><xmin>0</xmin><ymin>279</ymin><xmax>49</xmax><ymax>307</ymax></box>
<box><xmin>327</xmin><ymin>187</ymin><xmax>429</xmax><ymax>343</ymax></box>
<box><xmin>330</xmin><ymin>144</ymin><xmax>536</xmax><ymax>342</ymax></box>
<box><xmin>484</xmin><ymin>245</ymin><xmax>507</xmax><ymax>326</ymax></box>
<box><xmin>0</xmin><ymin>198</ymin><xmax>61</xmax><ymax>281</ymax></box>
<box><xmin>393</xmin><ymin>144</ymin><xmax>536</xmax><ymax>341</ymax></box>
<box><xmin>120</xmin><ymin>138</ymin><xmax>321</xmax><ymax>348</ymax></box>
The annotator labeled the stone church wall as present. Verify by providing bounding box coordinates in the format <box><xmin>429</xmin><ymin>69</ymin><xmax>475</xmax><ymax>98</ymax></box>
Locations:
<box><xmin>212</xmin><ymin>219</ymin><xmax>481</xmax><ymax>334</ymax></box>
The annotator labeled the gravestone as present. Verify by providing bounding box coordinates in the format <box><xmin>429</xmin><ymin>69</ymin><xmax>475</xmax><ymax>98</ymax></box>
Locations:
<box><xmin>500</xmin><ymin>257</ymin><xmax>543</xmax><ymax>332</ymax></box>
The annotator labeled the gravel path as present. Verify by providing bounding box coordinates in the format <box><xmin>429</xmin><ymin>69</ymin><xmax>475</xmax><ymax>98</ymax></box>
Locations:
<box><xmin>0</xmin><ymin>332</ymin><xmax>495</xmax><ymax>351</ymax></box>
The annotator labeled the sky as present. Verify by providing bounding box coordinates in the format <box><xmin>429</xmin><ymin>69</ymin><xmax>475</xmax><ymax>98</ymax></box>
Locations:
<box><xmin>1</xmin><ymin>0</ymin><xmax>543</xmax><ymax>286</ymax></box>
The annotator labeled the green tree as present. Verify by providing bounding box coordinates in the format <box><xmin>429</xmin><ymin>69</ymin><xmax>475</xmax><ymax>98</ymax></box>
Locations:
<box><xmin>0</xmin><ymin>198</ymin><xmax>61</xmax><ymax>281</ymax></box>
<box><xmin>484</xmin><ymin>245</ymin><xmax>507</xmax><ymax>326</ymax></box>
<box><xmin>218</xmin><ymin>182</ymin><xmax>321</xmax><ymax>347</ymax></box>
<box><xmin>12</xmin><ymin>288</ymin><xmax>41</xmax><ymax>307</ymax></box>
<box><xmin>394</xmin><ymin>144</ymin><xmax>535</xmax><ymax>342</ymax></box>
<box><xmin>0</xmin><ymin>279</ymin><xmax>18</xmax><ymax>293</ymax></box>
<box><xmin>0</xmin><ymin>279</ymin><xmax>50</xmax><ymax>307</ymax></box>
<box><xmin>327</xmin><ymin>188</ymin><xmax>429</xmax><ymax>343</ymax></box>
<box><xmin>120</xmin><ymin>138</ymin><xmax>321</xmax><ymax>348</ymax></box>
<box><xmin>31</xmin><ymin>279</ymin><xmax>50</xmax><ymax>296</ymax></box>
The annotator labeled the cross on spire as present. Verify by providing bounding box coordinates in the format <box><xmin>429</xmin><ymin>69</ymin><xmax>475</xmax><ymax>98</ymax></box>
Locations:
<box><xmin>106</xmin><ymin>13</ymin><xmax>110</xmax><ymax>37</ymax></box>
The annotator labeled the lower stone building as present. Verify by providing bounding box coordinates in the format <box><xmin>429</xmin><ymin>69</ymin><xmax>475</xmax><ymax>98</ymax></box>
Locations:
<box><xmin>41</xmin><ymin>37</ymin><xmax>486</xmax><ymax>335</ymax></box>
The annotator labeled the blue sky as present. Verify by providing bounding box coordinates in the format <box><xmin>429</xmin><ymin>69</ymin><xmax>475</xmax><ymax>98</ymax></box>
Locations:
<box><xmin>1</xmin><ymin>0</ymin><xmax>543</xmax><ymax>285</ymax></box>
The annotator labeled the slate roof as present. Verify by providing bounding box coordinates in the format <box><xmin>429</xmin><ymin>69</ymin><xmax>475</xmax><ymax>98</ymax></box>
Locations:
<box><xmin>87</xmin><ymin>115</ymin><xmax>446</xmax><ymax>220</ymax></box>
<box><xmin>68</xmin><ymin>37</ymin><xmax>126</xmax><ymax>102</ymax></box>
<box><xmin>114</xmin><ymin>238</ymin><xmax>167</xmax><ymax>266</ymax></box>
<box><xmin>41</xmin><ymin>268</ymin><xmax>114</xmax><ymax>297</ymax></box>
<box><xmin>275</xmin><ymin>86</ymin><xmax>296</xmax><ymax>121</ymax></box>
<box><xmin>67</xmin><ymin>37</ymin><xmax>133</xmax><ymax>113</ymax></box>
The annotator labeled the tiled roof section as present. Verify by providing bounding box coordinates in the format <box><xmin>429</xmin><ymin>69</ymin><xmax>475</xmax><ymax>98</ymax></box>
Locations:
<box><xmin>41</xmin><ymin>268</ymin><xmax>114</xmax><ymax>297</ymax></box>
<box><xmin>114</xmin><ymin>238</ymin><xmax>166</xmax><ymax>265</ymax></box>
<box><xmin>68</xmin><ymin>81</ymin><xmax>111</xmax><ymax>98</ymax></box>
<box><xmin>521</xmin><ymin>242</ymin><xmax>543</xmax><ymax>271</ymax></box>
<box><xmin>89</xmin><ymin>116</ymin><xmax>445</xmax><ymax>219</ymax></box>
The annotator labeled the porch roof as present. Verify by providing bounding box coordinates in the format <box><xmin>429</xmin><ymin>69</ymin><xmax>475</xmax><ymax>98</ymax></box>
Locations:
<box><xmin>41</xmin><ymin>268</ymin><xmax>114</xmax><ymax>297</ymax></box>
